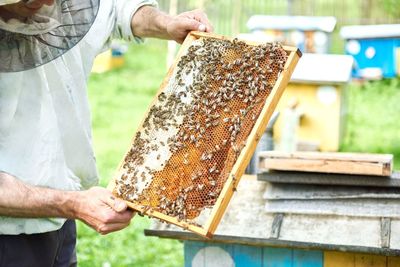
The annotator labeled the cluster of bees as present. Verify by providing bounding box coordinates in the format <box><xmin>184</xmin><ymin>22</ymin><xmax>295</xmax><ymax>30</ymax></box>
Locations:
<box><xmin>114</xmin><ymin>37</ymin><xmax>287</xmax><ymax>225</ymax></box>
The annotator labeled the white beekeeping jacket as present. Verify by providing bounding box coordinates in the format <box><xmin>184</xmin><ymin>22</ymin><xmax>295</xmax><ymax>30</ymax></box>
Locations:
<box><xmin>0</xmin><ymin>0</ymin><xmax>157</xmax><ymax>235</ymax></box>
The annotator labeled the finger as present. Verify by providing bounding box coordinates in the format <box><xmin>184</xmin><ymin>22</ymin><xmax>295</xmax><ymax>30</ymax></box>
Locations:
<box><xmin>103</xmin><ymin>194</ymin><xmax>128</xmax><ymax>212</ymax></box>
<box><xmin>170</xmin><ymin>19</ymin><xmax>202</xmax><ymax>43</ymax></box>
<box><xmin>181</xmin><ymin>17</ymin><xmax>204</xmax><ymax>32</ymax></box>
<box><xmin>191</xmin><ymin>11</ymin><xmax>213</xmax><ymax>32</ymax></box>
<box><xmin>98</xmin><ymin>221</ymin><xmax>131</xmax><ymax>235</ymax></box>
<box><xmin>198</xmin><ymin>24</ymin><xmax>206</xmax><ymax>32</ymax></box>
<box><xmin>106</xmin><ymin>209</ymin><xmax>135</xmax><ymax>224</ymax></box>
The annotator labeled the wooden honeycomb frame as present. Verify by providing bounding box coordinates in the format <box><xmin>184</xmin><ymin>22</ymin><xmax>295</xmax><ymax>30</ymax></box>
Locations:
<box><xmin>108</xmin><ymin>31</ymin><xmax>301</xmax><ymax>237</ymax></box>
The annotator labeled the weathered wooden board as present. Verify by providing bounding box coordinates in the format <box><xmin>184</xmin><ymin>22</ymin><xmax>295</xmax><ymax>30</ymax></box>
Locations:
<box><xmin>257</xmin><ymin>171</ymin><xmax>400</xmax><ymax>188</ymax></box>
<box><xmin>233</xmin><ymin>244</ymin><xmax>262</xmax><ymax>267</ymax></box>
<box><xmin>146</xmin><ymin>178</ymin><xmax>400</xmax><ymax>254</ymax></box>
<box><xmin>263</xmin><ymin>247</ymin><xmax>292</xmax><ymax>266</ymax></box>
<box><xmin>388</xmin><ymin>256</ymin><xmax>400</xmax><ymax>267</ymax></box>
<box><xmin>264</xmin><ymin>199</ymin><xmax>400</xmax><ymax>218</ymax></box>
<box><xmin>263</xmin><ymin>183</ymin><xmax>400</xmax><ymax>200</ymax></box>
<box><xmin>324</xmin><ymin>251</ymin><xmax>354</xmax><ymax>267</ymax></box>
<box><xmin>258</xmin><ymin>151</ymin><xmax>393</xmax><ymax>176</ymax></box>
<box><xmin>293</xmin><ymin>249</ymin><xmax>323</xmax><ymax>267</ymax></box>
<box><xmin>354</xmin><ymin>253</ymin><xmax>387</xmax><ymax>267</ymax></box>
<box><xmin>324</xmin><ymin>251</ymin><xmax>399</xmax><ymax>267</ymax></box>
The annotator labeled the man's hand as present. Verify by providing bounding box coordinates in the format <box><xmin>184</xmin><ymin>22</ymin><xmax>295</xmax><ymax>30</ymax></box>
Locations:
<box><xmin>131</xmin><ymin>6</ymin><xmax>213</xmax><ymax>44</ymax></box>
<box><xmin>165</xmin><ymin>9</ymin><xmax>213</xmax><ymax>43</ymax></box>
<box><xmin>73</xmin><ymin>187</ymin><xmax>134</xmax><ymax>235</ymax></box>
<box><xmin>0</xmin><ymin>172</ymin><xmax>134</xmax><ymax>235</ymax></box>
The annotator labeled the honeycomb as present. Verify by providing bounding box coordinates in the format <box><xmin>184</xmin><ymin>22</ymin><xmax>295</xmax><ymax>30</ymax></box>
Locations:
<box><xmin>112</xmin><ymin>34</ymin><xmax>288</xmax><ymax>229</ymax></box>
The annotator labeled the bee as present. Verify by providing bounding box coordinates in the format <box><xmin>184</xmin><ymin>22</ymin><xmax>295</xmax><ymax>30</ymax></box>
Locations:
<box><xmin>209</xmin><ymin>163</ymin><xmax>217</xmax><ymax>174</ymax></box>
<box><xmin>191</xmin><ymin>173</ymin><xmax>199</xmax><ymax>180</ymax></box>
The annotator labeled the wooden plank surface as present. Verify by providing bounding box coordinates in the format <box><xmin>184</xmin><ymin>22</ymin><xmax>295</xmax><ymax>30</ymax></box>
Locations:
<box><xmin>264</xmin><ymin>199</ymin><xmax>400</xmax><ymax>218</ymax></box>
<box><xmin>263</xmin><ymin>183</ymin><xmax>400</xmax><ymax>200</ymax></box>
<box><xmin>324</xmin><ymin>251</ymin><xmax>355</xmax><ymax>267</ymax></box>
<box><xmin>388</xmin><ymin>256</ymin><xmax>400</xmax><ymax>267</ymax></box>
<box><xmin>258</xmin><ymin>151</ymin><xmax>393</xmax><ymax>176</ymax></box>
<box><xmin>293</xmin><ymin>249</ymin><xmax>323</xmax><ymax>267</ymax></box>
<box><xmin>257</xmin><ymin>171</ymin><xmax>400</xmax><ymax>188</ymax></box>
<box><xmin>260</xmin><ymin>151</ymin><xmax>393</xmax><ymax>162</ymax></box>
<box><xmin>184</xmin><ymin>241</ymin><xmax>205</xmax><ymax>267</ymax></box>
<box><xmin>354</xmin><ymin>254</ymin><xmax>386</xmax><ymax>267</ymax></box>
<box><xmin>145</xmin><ymin>228</ymin><xmax>400</xmax><ymax>256</ymax></box>
<box><xmin>263</xmin><ymin>247</ymin><xmax>293</xmax><ymax>267</ymax></box>
<box><xmin>324</xmin><ymin>252</ymin><xmax>400</xmax><ymax>267</ymax></box>
<box><xmin>185</xmin><ymin>241</ymin><xmax>236</xmax><ymax>267</ymax></box>
<box><xmin>233</xmin><ymin>244</ymin><xmax>263</xmax><ymax>267</ymax></box>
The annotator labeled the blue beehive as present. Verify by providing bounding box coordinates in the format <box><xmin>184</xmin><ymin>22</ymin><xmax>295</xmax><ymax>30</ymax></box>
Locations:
<box><xmin>340</xmin><ymin>24</ymin><xmax>400</xmax><ymax>79</ymax></box>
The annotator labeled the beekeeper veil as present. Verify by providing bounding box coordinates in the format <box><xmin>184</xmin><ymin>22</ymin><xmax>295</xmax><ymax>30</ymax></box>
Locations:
<box><xmin>0</xmin><ymin>0</ymin><xmax>99</xmax><ymax>72</ymax></box>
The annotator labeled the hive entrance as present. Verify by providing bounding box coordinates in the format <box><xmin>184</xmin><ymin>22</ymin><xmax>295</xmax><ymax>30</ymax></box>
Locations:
<box><xmin>110</xmin><ymin>32</ymin><xmax>301</xmax><ymax>237</ymax></box>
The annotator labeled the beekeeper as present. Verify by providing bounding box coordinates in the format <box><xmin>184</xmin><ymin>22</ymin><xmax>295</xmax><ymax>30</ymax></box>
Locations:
<box><xmin>0</xmin><ymin>0</ymin><xmax>212</xmax><ymax>265</ymax></box>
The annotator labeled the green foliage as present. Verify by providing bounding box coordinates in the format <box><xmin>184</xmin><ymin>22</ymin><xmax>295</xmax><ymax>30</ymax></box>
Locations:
<box><xmin>341</xmin><ymin>78</ymin><xmax>400</xmax><ymax>169</ymax></box>
<box><xmin>381</xmin><ymin>0</ymin><xmax>400</xmax><ymax>18</ymax></box>
<box><xmin>77</xmin><ymin>39</ymin><xmax>183</xmax><ymax>267</ymax></box>
<box><xmin>77</xmin><ymin>218</ymin><xmax>183</xmax><ymax>267</ymax></box>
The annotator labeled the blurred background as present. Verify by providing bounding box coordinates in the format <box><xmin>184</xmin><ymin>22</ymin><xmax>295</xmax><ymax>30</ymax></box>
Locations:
<box><xmin>78</xmin><ymin>0</ymin><xmax>400</xmax><ymax>266</ymax></box>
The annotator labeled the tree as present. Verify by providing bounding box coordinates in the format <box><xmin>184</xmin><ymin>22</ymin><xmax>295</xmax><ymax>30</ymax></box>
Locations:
<box><xmin>381</xmin><ymin>0</ymin><xmax>400</xmax><ymax>18</ymax></box>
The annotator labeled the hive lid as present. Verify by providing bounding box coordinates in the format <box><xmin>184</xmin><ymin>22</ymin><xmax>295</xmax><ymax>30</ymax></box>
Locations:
<box><xmin>247</xmin><ymin>15</ymin><xmax>337</xmax><ymax>33</ymax></box>
<box><xmin>258</xmin><ymin>151</ymin><xmax>393</xmax><ymax>176</ymax></box>
<box><xmin>290</xmin><ymin>53</ymin><xmax>354</xmax><ymax>84</ymax></box>
<box><xmin>340</xmin><ymin>24</ymin><xmax>400</xmax><ymax>39</ymax></box>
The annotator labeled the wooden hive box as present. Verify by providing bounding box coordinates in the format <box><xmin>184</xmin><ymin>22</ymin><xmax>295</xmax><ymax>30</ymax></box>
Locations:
<box><xmin>108</xmin><ymin>31</ymin><xmax>301</xmax><ymax>237</ymax></box>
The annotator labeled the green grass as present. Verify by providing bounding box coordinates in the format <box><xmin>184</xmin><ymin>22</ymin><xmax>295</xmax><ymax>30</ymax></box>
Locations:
<box><xmin>77</xmin><ymin>39</ymin><xmax>400</xmax><ymax>266</ymax></box>
<box><xmin>77</xmin><ymin>39</ymin><xmax>183</xmax><ymax>267</ymax></box>
<box><xmin>341</xmin><ymin>78</ymin><xmax>400</xmax><ymax>170</ymax></box>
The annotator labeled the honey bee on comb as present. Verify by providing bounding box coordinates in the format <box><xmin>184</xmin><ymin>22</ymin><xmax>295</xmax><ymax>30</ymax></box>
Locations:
<box><xmin>110</xmin><ymin>31</ymin><xmax>301</xmax><ymax>237</ymax></box>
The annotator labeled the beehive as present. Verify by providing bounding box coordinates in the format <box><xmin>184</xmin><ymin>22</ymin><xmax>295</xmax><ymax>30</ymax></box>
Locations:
<box><xmin>108</xmin><ymin>31</ymin><xmax>301</xmax><ymax>237</ymax></box>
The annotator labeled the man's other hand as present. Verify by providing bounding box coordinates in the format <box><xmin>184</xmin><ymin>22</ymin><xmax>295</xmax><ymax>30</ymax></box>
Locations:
<box><xmin>73</xmin><ymin>187</ymin><xmax>134</xmax><ymax>235</ymax></box>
